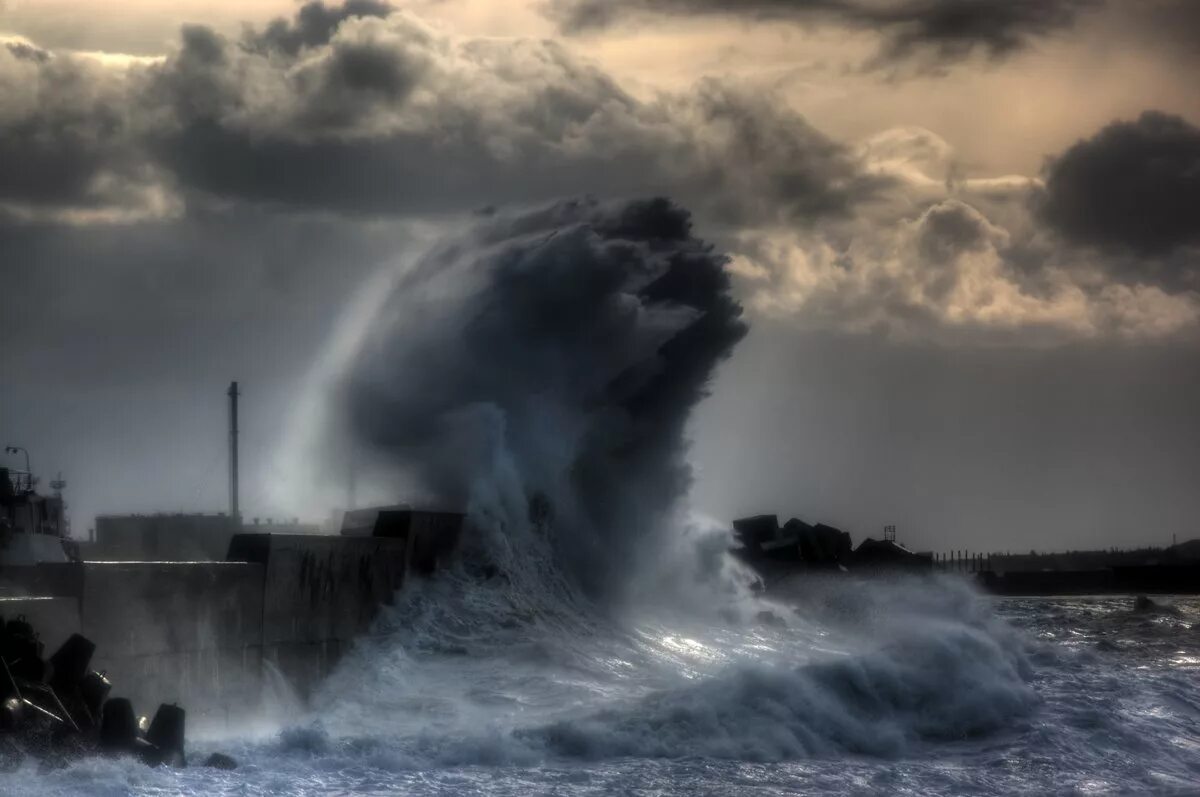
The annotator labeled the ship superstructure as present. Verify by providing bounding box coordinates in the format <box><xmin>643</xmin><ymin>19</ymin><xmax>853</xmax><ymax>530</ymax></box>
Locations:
<box><xmin>0</xmin><ymin>465</ymin><xmax>72</xmax><ymax>565</ymax></box>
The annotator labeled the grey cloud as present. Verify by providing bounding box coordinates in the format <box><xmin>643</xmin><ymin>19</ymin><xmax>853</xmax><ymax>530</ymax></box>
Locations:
<box><xmin>732</xmin><ymin>192</ymin><xmax>1200</xmax><ymax>343</ymax></box>
<box><xmin>0</xmin><ymin>48</ymin><xmax>156</xmax><ymax>218</ymax></box>
<box><xmin>143</xmin><ymin>15</ymin><xmax>877</xmax><ymax>224</ymax></box>
<box><xmin>916</xmin><ymin>199</ymin><xmax>991</xmax><ymax>263</ymax></box>
<box><xmin>736</xmin><ymin>117</ymin><xmax>1200</xmax><ymax>340</ymax></box>
<box><xmin>244</xmin><ymin>0</ymin><xmax>395</xmax><ymax>56</ymax></box>
<box><xmin>547</xmin><ymin>0</ymin><xmax>1097</xmax><ymax>71</ymax></box>
<box><xmin>4</xmin><ymin>41</ymin><xmax>50</xmax><ymax>63</ymax></box>
<box><xmin>0</xmin><ymin>4</ymin><xmax>879</xmax><ymax>226</ymax></box>
<box><xmin>2</xmin><ymin>2</ymin><xmax>1193</xmax><ymax>351</ymax></box>
<box><xmin>1039</xmin><ymin>112</ymin><xmax>1200</xmax><ymax>258</ymax></box>
<box><xmin>864</xmin><ymin>0</ymin><xmax>1093</xmax><ymax>66</ymax></box>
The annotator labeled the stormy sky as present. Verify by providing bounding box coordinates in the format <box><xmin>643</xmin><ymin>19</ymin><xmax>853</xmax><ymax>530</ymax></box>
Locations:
<box><xmin>1</xmin><ymin>0</ymin><xmax>1197</xmax><ymax>552</ymax></box>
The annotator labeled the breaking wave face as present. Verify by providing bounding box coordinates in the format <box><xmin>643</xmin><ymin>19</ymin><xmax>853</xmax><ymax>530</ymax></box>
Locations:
<box><xmin>334</xmin><ymin>196</ymin><xmax>748</xmax><ymax>605</ymax></box>
<box><xmin>521</xmin><ymin>581</ymin><xmax>1037</xmax><ymax>762</ymax></box>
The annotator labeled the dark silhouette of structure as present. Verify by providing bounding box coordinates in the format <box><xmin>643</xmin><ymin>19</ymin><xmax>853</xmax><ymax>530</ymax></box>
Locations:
<box><xmin>732</xmin><ymin>515</ymin><xmax>930</xmax><ymax>584</ymax></box>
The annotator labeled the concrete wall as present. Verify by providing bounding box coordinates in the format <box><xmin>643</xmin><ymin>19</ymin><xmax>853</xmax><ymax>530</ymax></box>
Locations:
<box><xmin>91</xmin><ymin>514</ymin><xmax>238</xmax><ymax>561</ymax></box>
<box><xmin>81</xmin><ymin>562</ymin><xmax>265</xmax><ymax>724</ymax></box>
<box><xmin>227</xmin><ymin>534</ymin><xmax>407</xmax><ymax>696</ymax></box>
<box><xmin>0</xmin><ymin>529</ymin><xmax>442</xmax><ymax>725</ymax></box>
<box><xmin>0</xmin><ymin>561</ymin><xmax>266</xmax><ymax>724</ymax></box>
<box><xmin>340</xmin><ymin>509</ymin><xmax>465</xmax><ymax>575</ymax></box>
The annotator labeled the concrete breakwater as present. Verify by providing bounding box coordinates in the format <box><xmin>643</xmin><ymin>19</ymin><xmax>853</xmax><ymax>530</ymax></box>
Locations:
<box><xmin>0</xmin><ymin>511</ymin><xmax>463</xmax><ymax>728</ymax></box>
<box><xmin>733</xmin><ymin>514</ymin><xmax>1200</xmax><ymax>596</ymax></box>
<box><xmin>977</xmin><ymin>564</ymin><xmax>1200</xmax><ymax>596</ymax></box>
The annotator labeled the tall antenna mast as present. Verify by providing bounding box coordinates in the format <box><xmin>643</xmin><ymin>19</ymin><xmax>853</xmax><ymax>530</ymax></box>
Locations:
<box><xmin>346</xmin><ymin>443</ymin><xmax>356</xmax><ymax>512</ymax></box>
<box><xmin>228</xmin><ymin>381</ymin><xmax>240</xmax><ymax>523</ymax></box>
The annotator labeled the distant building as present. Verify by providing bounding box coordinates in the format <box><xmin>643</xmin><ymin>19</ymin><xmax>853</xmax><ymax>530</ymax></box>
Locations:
<box><xmin>244</xmin><ymin>518</ymin><xmax>321</xmax><ymax>536</ymax></box>
<box><xmin>87</xmin><ymin>513</ymin><xmax>239</xmax><ymax>561</ymax></box>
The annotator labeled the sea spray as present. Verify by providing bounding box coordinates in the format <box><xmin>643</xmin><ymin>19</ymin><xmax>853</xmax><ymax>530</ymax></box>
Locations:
<box><xmin>522</xmin><ymin>575</ymin><xmax>1037</xmax><ymax>761</ymax></box>
<box><xmin>287</xmin><ymin>196</ymin><xmax>748</xmax><ymax>605</ymax></box>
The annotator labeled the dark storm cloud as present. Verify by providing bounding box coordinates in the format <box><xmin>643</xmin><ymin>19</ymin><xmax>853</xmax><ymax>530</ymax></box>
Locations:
<box><xmin>1039</xmin><ymin>112</ymin><xmax>1200</xmax><ymax>257</ymax></box>
<box><xmin>154</xmin><ymin>21</ymin><xmax>879</xmax><ymax>222</ymax></box>
<box><xmin>244</xmin><ymin>0</ymin><xmax>395</xmax><ymax>56</ymax></box>
<box><xmin>0</xmin><ymin>47</ymin><xmax>147</xmax><ymax>213</ymax></box>
<box><xmin>145</xmin><ymin>12</ymin><xmax>879</xmax><ymax>223</ymax></box>
<box><xmin>0</xmin><ymin>3</ymin><xmax>880</xmax><ymax>225</ymax></box>
<box><xmin>547</xmin><ymin>0</ymin><xmax>1096</xmax><ymax>69</ymax></box>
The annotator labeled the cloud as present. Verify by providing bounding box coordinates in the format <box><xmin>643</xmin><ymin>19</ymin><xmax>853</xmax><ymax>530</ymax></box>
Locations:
<box><xmin>0</xmin><ymin>2</ymin><xmax>1195</xmax><ymax>345</ymax></box>
<box><xmin>546</xmin><ymin>0</ymin><xmax>1098</xmax><ymax>72</ymax></box>
<box><xmin>0</xmin><ymin>4</ymin><xmax>879</xmax><ymax>228</ymax></box>
<box><xmin>0</xmin><ymin>45</ymin><xmax>174</xmax><ymax>223</ymax></box>
<box><xmin>151</xmin><ymin>14</ymin><xmax>879</xmax><ymax>223</ymax></box>
<box><xmin>3</xmin><ymin>37</ymin><xmax>51</xmax><ymax>63</ymax></box>
<box><xmin>1038</xmin><ymin>111</ymin><xmax>1200</xmax><ymax>266</ymax></box>
<box><xmin>728</xmin><ymin>125</ymin><xmax>1200</xmax><ymax>343</ymax></box>
<box><xmin>245</xmin><ymin>0</ymin><xmax>396</xmax><ymax>56</ymax></box>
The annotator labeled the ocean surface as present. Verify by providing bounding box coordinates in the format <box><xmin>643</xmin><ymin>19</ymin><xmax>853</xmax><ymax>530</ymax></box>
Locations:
<box><xmin>5</xmin><ymin>576</ymin><xmax>1199</xmax><ymax>796</ymax></box>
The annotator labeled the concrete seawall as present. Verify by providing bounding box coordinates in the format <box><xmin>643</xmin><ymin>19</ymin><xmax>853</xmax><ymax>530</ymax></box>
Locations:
<box><xmin>85</xmin><ymin>562</ymin><xmax>266</xmax><ymax>721</ymax></box>
<box><xmin>227</xmin><ymin>534</ymin><xmax>408</xmax><ymax>698</ymax></box>
<box><xmin>0</xmin><ymin>519</ymin><xmax>460</xmax><ymax>726</ymax></box>
<box><xmin>0</xmin><ymin>562</ymin><xmax>265</xmax><ymax>723</ymax></box>
<box><xmin>979</xmin><ymin>564</ymin><xmax>1200</xmax><ymax>595</ymax></box>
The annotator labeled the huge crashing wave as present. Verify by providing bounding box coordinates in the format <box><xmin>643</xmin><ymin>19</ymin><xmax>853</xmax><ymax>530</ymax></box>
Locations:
<box><xmin>288</xmin><ymin>196</ymin><xmax>749</xmax><ymax>607</ymax></box>
<box><xmin>270</xmin><ymin>197</ymin><xmax>1038</xmax><ymax>768</ymax></box>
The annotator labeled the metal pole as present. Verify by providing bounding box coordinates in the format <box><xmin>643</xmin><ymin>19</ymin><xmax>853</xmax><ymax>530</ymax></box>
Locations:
<box><xmin>228</xmin><ymin>381</ymin><xmax>240</xmax><ymax>524</ymax></box>
<box><xmin>346</xmin><ymin>442</ymin><xmax>356</xmax><ymax>511</ymax></box>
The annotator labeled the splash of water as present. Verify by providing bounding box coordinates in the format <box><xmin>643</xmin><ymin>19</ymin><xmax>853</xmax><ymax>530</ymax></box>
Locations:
<box><xmin>267</xmin><ymin>198</ymin><xmax>1041</xmax><ymax>779</ymax></box>
<box><xmin>287</xmin><ymin>196</ymin><xmax>747</xmax><ymax>604</ymax></box>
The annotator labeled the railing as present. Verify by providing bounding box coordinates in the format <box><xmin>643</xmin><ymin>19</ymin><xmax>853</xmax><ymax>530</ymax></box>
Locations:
<box><xmin>933</xmin><ymin>551</ymin><xmax>992</xmax><ymax>573</ymax></box>
<box><xmin>932</xmin><ymin>547</ymin><xmax>1188</xmax><ymax>574</ymax></box>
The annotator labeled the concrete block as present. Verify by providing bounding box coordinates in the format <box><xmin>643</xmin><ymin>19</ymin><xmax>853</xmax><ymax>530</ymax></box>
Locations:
<box><xmin>0</xmin><ymin>596</ymin><xmax>80</xmax><ymax>654</ymax></box>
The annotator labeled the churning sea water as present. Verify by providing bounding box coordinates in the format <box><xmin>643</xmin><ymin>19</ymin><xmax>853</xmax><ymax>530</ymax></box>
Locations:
<box><xmin>5</xmin><ymin>575</ymin><xmax>1198</xmax><ymax>796</ymax></box>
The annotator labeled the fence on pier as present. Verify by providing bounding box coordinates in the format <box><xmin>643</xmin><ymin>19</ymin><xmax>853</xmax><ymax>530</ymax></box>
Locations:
<box><xmin>932</xmin><ymin>551</ymin><xmax>992</xmax><ymax>574</ymax></box>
